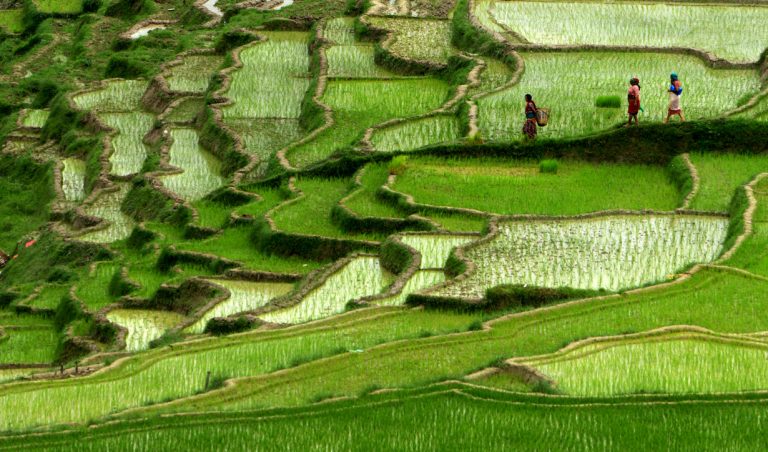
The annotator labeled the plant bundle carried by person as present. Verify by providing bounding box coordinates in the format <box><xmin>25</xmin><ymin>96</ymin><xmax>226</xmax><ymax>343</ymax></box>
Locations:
<box><xmin>522</xmin><ymin>94</ymin><xmax>538</xmax><ymax>140</ymax></box>
<box><xmin>665</xmin><ymin>72</ymin><xmax>685</xmax><ymax>123</ymax></box>
<box><xmin>627</xmin><ymin>77</ymin><xmax>641</xmax><ymax>126</ymax></box>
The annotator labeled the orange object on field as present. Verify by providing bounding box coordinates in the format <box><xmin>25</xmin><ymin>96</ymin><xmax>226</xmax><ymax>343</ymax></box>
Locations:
<box><xmin>25</xmin><ymin>239</ymin><xmax>36</xmax><ymax>248</ymax></box>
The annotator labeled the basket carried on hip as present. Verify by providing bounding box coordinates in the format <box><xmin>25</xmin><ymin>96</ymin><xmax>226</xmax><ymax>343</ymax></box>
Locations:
<box><xmin>536</xmin><ymin>108</ymin><xmax>550</xmax><ymax>127</ymax></box>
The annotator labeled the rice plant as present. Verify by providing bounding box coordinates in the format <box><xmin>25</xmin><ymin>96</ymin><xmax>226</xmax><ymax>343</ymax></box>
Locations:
<box><xmin>688</xmin><ymin>152</ymin><xmax>768</xmax><ymax>212</ymax></box>
<box><xmin>344</xmin><ymin>164</ymin><xmax>406</xmax><ymax>219</ymax></box>
<box><xmin>478</xmin><ymin>52</ymin><xmax>760</xmax><ymax>141</ymax></box>
<box><xmin>438</xmin><ymin>215</ymin><xmax>728</xmax><ymax>298</ymax></box>
<box><xmin>61</xmin><ymin>157</ymin><xmax>86</xmax><ymax>202</ymax></box>
<box><xmin>159</xmin><ymin>128</ymin><xmax>226</xmax><ymax>202</ymax></box>
<box><xmin>0</xmin><ymin>327</ymin><xmax>58</xmax><ymax>364</ymax></box>
<box><xmin>287</xmin><ymin>78</ymin><xmax>449</xmax><ymax>167</ymax></box>
<box><xmin>32</xmin><ymin>0</ymin><xmax>82</xmax><ymax>13</ymax></box>
<box><xmin>370</xmin><ymin>114</ymin><xmax>460</xmax><ymax>152</ymax></box>
<box><xmin>106</xmin><ymin>309</ymin><xmax>186</xmax><ymax>352</ymax></box>
<box><xmin>393</xmin><ymin>157</ymin><xmax>680</xmax><ymax>215</ymax></box>
<box><xmin>165</xmin><ymin>55</ymin><xmax>223</xmax><ymax>93</ymax></box>
<box><xmin>223</xmin><ymin>118</ymin><xmax>304</xmax><ymax>175</ymax></box>
<box><xmin>75</xmin><ymin>262</ymin><xmax>121</xmax><ymax>309</ymax></box>
<box><xmin>222</xmin><ymin>32</ymin><xmax>311</xmax><ymax>120</ymax></box>
<box><xmin>260</xmin><ymin>256</ymin><xmax>395</xmax><ymax>324</ymax></box>
<box><xmin>324</xmin><ymin>17</ymin><xmax>357</xmax><ymax>46</ymax></box>
<box><xmin>526</xmin><ymin>334</ymin><xmax>768</xmax><ymax>396</ymax></box>
<box><xmin>375</xmin><ymin>270</ymin><xmax>446</xmax><ymax>306</ymax></box>
<box><xmin>185</xmin><ymin>280</ymin><xmax>294</xmax><ymax>334</ymax></box>
<box><xmin>28</xmin><ymin>284</ymin><xmax>69</xmax><ymax>310</ymax></box>
<box><xmin>99</xmin><ymin>112</ymin><xmax>154</xmax><ymax>176</ymax></box>
<box><xmin>21</xmin><ymin>109</ymin><xmax>49</xmax><ymax>128</ymax></box>
<box><xmin>73</xmin><ymin>80</ymin><xmax>148</xmax><ymax>113</ymax></box>
<box><xmin>327</xmin><ymin>45</ymin><xmax>398</xmax><ymax>79</ymax></box>
<box><xmin>469</xmin><ymin>57</ymin><xmax>515</xmax><ymax>97</ymax></box>
<box><xmin>490</xmin><ymin>1</ymin><xmax>768</xmax><ymax>63</ymax></box>
<box><xmin>400</xmin><ymin>234</ymin><xmax>477</xmax><ymax>269</ymax></box>
<box><xmin>79</xmin><ymin>182</ymin><xmax>135</xmax><ymax>244</ymax></box>
<box><xmin>366</xmin><ymin>17</ymin><xmax>454</xmax><ymax>65</ymax></box>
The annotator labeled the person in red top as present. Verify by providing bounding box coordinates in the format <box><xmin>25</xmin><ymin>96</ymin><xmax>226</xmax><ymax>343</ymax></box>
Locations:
<box><xmin>522</xmin><ymin>94</ymin><xmax>538</xmax><ymax>140</ymax></box>
<box><xmin>627</xmin><ymin>77</ymin><xmax>641</xmax><ymax>126</ymax></box>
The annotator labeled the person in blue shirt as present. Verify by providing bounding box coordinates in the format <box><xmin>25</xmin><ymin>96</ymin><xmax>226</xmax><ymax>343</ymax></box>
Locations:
<box><xmin>664</xmin><ymin>72</ymin><xmax>685</xmax><ymax>123</ymax></box>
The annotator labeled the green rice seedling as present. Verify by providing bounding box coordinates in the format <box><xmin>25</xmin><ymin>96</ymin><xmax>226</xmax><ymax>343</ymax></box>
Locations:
<box><xmin>470</xmin><ymin>58</ymin><xmax>516</xmax><ymax>97</ymax></box>
<box><xmin>99</xmin><ymin>112</ymin><xmax>154</xmax><ymax>176</ymax></box>
<box><xmin>393</xmin><ymin>157</ymin><xmax>680</xmax><ymax>215</ymax></box>
<box><xmin>473</xmin><ymin>0</ymin><xmax>506</xmax><ymax>34</ymax></box>
<box><xmin>79</xmin><ymin>182</ymin><xmax>135</xmax><ymax>244</ymax></box>
<box><xmin>164</xmin><ymin>97</ymin><xmax>206</xmax><ymax>123</ymax></box>
<box><xmin>366</xmin><ymin>17</ymin><xmax>454</xmax><ymax>65</ymax></box>
<box><xmin>724</xmin><ymin>188</ymin><xmax>768</xmax><ymax>277</ymax></box>
<box><xmin>489</xmin><ymin>1</ymin><xmax>768</xmax><ymax>63</ymax></box>
<box><xmin>438</xmin><ymin>214</ymin><xmax>728</xmax><ymax>298</ymax></box>
<box><xmin>72</xmin><ymin>80</ymin><xmax>148</xmax><ymax>113</ymax></box>
<box><xmin>271</xmin><ymin>178</ymin><xmax>388</xmax><ymax>241</ymax></box>
<box><xmin>106</xmin><ymin>309</ymin><xmax>186</xmax><ymax>352</ymax></box>
<box><xmin>324</xmin><ymin>17</ymin><xmax>357</xmax><ymax>45</ymax></box>
<box><xmin>21</xmin><ymin>109</ymin><xmax>49</xmax><ymax>128</ymax></box>
<box><xmin>0</xmin><ymin>9</ymin><xmax>24</xmax><ymax>34</ymax></box>
<box><xmin>594</xmin><ymin>95</ymin><xmax>621</xmax><ymax>108</ymax></box>
<box><xmin>0</xmin><ymin>326</ymin><xmax>57</xmax><ymax>364</ymax></box>
<box><xmin>525</xmin><ymin>333</ymin><xmax>768</xmax><ymax>396</ymax></box>
<box><xmin>325</xmin><ymin>17</ymin><xmax>397</xmax><ymax>79</ymax></box>
<box><xmin>400</xmin><ymin>234</ymin><xmax>477</xmax><ymax>268</ymax></box>
<box><xmin>477</xmin><ymin>52</ymin><xmax>760</xmax><ymax>141</ymax></box>
<box><xmin>223</xmin><ymin>118</ymin><xmax>304</xmax><ymax>176</ymax></box>
<box><xmin>0</xmin><ymin>368</ymin><xmax>35</xmax><ymax>384</ymax></box>
<box><xmin>159</xmin><ymin>128</ymin><xmax>226</xmax><ymax>202</ymax></box>
<box><xmin>538</xmin><ymin>159</ymin><xmax>557</xmax><ymax>174</ymax></box>
<box><xmin>471</xmin><ymin>370</ymin><xmax>533</xmax><ymax>392</ymax></box>
<box><xmin>688</xmin><ymin>153</ymin><xmax>768</xmax><ymax>212</ymax></box>
<box><xmin>260</xmin><ymin>256</ymin><xmax>396</xmax><ymax>324</ymax></box>
<box><xmin>75</xmin><ymin>262</ymin><xmax>121</xmax><ymax>309</ymax></box>
<box><xmin>165</xmin><ymin>55</ymin><xmax>223</xmax><ymax>93</ymax></box>
<box><xmin>178</xmin><ymin>228</ymin><xmax>324</xmax><ymax>275</ymax></box>
<box><xmin>61</xmin><ymin>157</ymin><xmax>86</xmax><ymax>202</ymax></box>
<box><xmin>287</xmin><ymin>78</ymin><xmax>450</xmax><ymax>167</ymax></box>
<box><xmin>371</xmin><ymin>115</ymin><xmax>460</xmax><ymax>152</ymax></box>
<box><xmin>185</xmin><ymin>280</ymin><xmax>294</xmax><ymax>334</ymax></box>
<box><xmin>33</xmin><ymin>0</ymin><xmax>82</xmax><ymax>13</ymax></box>
<box><xmin>375</xmin><ymin>270</ymin><xmax>446</xmax><ymax>306</ymax></box>
<box><xmin>222</xmin><ymin>32</ymin><xmax>311</xmax><ymax>120</ymax></box>
<box><xmin>388</xmin><ymin>155</ymin><xmax>408</xmax><ymax>175</ymax></box>
<box><xmin>28</xmin><ymin>284</ymin><xmax>69</xmax><ymax>310</ymax></box>
<box><xmin>344</xmin><ymin>164</ymin><xmax>406</xmax><ymax>219</ymax></box>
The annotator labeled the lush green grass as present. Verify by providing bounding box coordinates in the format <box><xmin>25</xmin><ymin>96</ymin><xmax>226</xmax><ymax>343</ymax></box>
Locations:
<box><xmin>724</xmin><ymin>185</ymin><xmax>768</xmax><ymax>277</ymax></box>
<box><xmin>477</xmin><ymin>52</ymin><xmax>760</xmax><ymax>141</ymax></box>
<box><xmin>75</xmin><ymin>261</ymin><xmax>120</xmax><ymax>309</ymax></box>
<box><xmin>0</xmin><ymin>325</ymin><xmax>57</xmax><ymax>364</ymax></box>
<box><xmin>178</xmin><ymin>227</ymin><xmax>324</xmax><ymax>275</ymax></box>
<box><xmin>28</xmin><ymin>284</ymin><xmax>70</xmax><ymax>310</ymax></box>
<box><xmin>0</xmin><ymin>10</ymin><xmax>24</xmax><ymax>34</ymax></box>
<box><xmin>488</xmin><ymin>1</ymin><xmax>768</xmax><ymax>63</ymax></box>
<box><xmin>392</xmin><ymin>157</ymin><xmax>681</xmax><ymax>215</ymax></box>
<box><xmin>5</xmin><ymin>386</ymin><xmax>768</xmax><ymax>450</ymax></box>
<box><xmin>272</xmin><ymin>178</ymin><xmax>387</xmax><ymax>241</ymax></box>
<box><xmin>33</xmin><ymin>0</ymin><xmax>83</xmax><ymax>14</ymax></box>
<box><xmin>0</xmin><ymin>156</ymin><xmax>55</xmax><ymax>252</ymax></box>
<box><xmin>526</xmin><ymin>331</ymin><xmax>768</xmax><ymax>396</ymax></box>
<box><xmin>688</xmin><ymin>152</ymin><xmax>768</xmax><ymax>212</ymax></box>
<box><xmin>286</xmin><ymin>78</ymin><xmax>451</xmax><ymax>167</ymax></box>
<box><xmin>344</xmin><ymin>164</ymin><xmax>406</xmax><ymax>219</ymax></box>
<box><xmin>0</xmin><ymin>308</ymin><xmax>481</xmax><ymax>431</ymax></box>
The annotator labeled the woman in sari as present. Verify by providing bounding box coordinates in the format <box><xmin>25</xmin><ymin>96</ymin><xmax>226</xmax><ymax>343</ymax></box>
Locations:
<box><xmin>627</xmin><ymin>77</ymin><xmax>641</xmax><ymax>126</ymax></box>
<box><xmin>522</xmin><ymin>94</ymin><xmax>538</xmax><ymax>140</ymax></box>
<box><xmin>664</xmin><ymin>72</ymin><xmax>685</xmax><ymax>123</ymax></box>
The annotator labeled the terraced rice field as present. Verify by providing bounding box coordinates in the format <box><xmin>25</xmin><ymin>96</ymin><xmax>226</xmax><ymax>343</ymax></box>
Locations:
<box><xmin>0</xmin><ymin>0</ymin><xmax>768</xmax><ymax>448</ymax></box>
<box><xmin>437</xmin><ymin>214</ymin><xmax>728</xmax><ymax>297</ymax></box>
<box><xmin>485</xmin><ymin>1</ymin><xmax>768</xmax><ymax>63</ymax></box>
<box><xmin>477</xmin><ymin>52</ymin><xmax>760</xmax><ymax>141</ymax></box>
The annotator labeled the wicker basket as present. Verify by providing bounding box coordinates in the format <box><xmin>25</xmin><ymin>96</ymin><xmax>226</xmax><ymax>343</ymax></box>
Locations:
<box><xmin>536</xmin><ymin>108</ymin><xmax>550</xmax><ymax>127</ymax></box>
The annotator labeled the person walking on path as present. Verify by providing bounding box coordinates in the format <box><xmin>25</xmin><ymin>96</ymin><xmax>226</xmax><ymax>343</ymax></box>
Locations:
<box><xmin>627</xmin><ymin>77</ymin><xmax>641</xmax><ymax>126</ymax></box>
<box><xmin>664</xmin><ymin>72</ymin><xmax>685</xmax><ymax>123</ymax></box>
<box><xmin>522</xmin><ymin>94</ymin><xmax>538</xmax><ymax>140</ymax></box>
